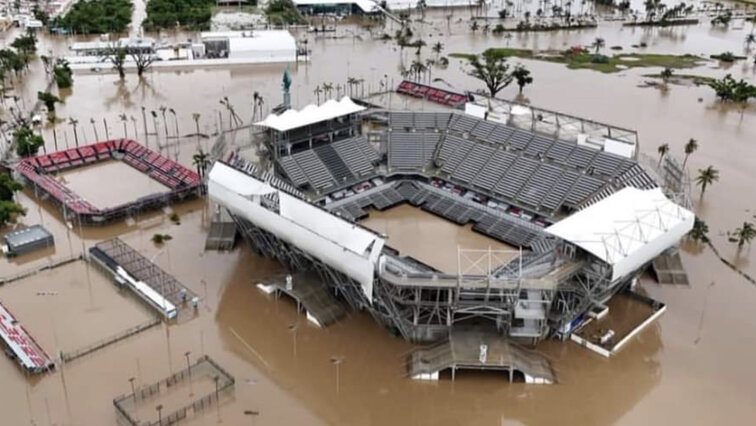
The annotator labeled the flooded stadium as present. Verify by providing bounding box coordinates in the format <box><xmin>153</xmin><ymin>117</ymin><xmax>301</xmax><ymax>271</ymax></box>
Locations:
<box><xmin>1</xmin><ymin>2</ymin><xmax>756</xmax><ymax>425</ymax></box>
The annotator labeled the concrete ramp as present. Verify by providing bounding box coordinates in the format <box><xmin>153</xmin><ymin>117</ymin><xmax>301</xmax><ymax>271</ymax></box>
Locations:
<box><xmin>257</xmin><ymin>273</ymin><xmax>346</xmax><ymax>327</ymax></box>
<box><xmin>407</xmin><ymin>331</ymin><xmax>554</xmax><ymax>384</ymax></box>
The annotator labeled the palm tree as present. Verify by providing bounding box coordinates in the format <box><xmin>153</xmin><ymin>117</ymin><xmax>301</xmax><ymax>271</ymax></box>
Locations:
<box><xmin>657</xmin><ymin>143</ymin><xmax>669</xmax><ymax>166</ymax></box>
<box><xmin>425</xmin><ymin>59</ymin><xmax>435</xmax><ymax>83</ymax></box>
<box><xmin>314</xmin><ymin>86</ymin><xmax>323</xmax><ymax>104</ymax></box>
<box><xmin>159</xmin><ymin>106</ymin><xmax>169</xmax><ymax>139</ymax></box>
<box><xmin>432</xmin><ymin>41</ymin><xmax>444</xmax><ymax>59</ymax></box>
<box><xmin>90</xmin><ymin>118</ymin><xmax>99</xmax><ymax>142</ymax></box>
<box><xmin>682</xmin><ymin>138</ymin><xmax>698</xmax><ymax>169</ymax></box>
<box><xmin>746</xmin><ymin>33</ymin><xmax>756</xmax><ymax>50</ymax></box>
<box><xmin>347</xmin><ymin>77</ymin><xmax>359</xmax><ymax>97</ymax></box>
<box><xmin>322</xmin><ymin>82</ymin><xmax>334</xmax><ymax>99</ymax></box>
<box><xmin>689</xmin><ymin>218</ymin><xmax>709</xmax><ymax>243</ymax></box>
<box><xmin>695</xmin><ymin>165</ymin><xmax>719</xmax><ymax>197</ymax></box>
<box><xmin>192</xmin><ymin>113</ymin><xmax>201</xmax><ymax>147</ymax></box>
<box><xmin>68</xmin><ymin>118</ymin><xmax>79</xmax><ymax>147</ymax></box>
<box><xmin>119</xmin><ymin>113</ymin><xmax>128</xmax><ymax>138</ymax></box>
<box><xmin>592</xmin><ymin>37</ymin><xmax>605</xmax><ymax>54</ymax></box>
<box><xmin>729</xmin><ymin>221</ymin><xmax>756</xmax><ymax>250</ymax></box>
<box><xmin>192</xmin><ymin>149</ymin><xmax>210</xmax><ymax>180</ymax></box>
<box><xmin>168</xmin><ymin>108</ymin><xmax>179</xmax><ymax>139</ymax></box>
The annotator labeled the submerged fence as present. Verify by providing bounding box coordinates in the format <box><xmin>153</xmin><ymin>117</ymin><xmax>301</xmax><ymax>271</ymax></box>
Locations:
<box><xmin>60</xmin><ymin>317</ymin><xmax>161</xmax><ymax>363</ymax></box>
<box><xmin>114</xmin><ymin>355</ymin><xmax>235</xmax><ymax>426</ymax></box>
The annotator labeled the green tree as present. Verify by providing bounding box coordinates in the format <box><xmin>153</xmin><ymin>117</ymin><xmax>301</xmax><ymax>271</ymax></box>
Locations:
<box><xmin>660</xmin><ymin>67</ymin><xmax>673</xmax><ymax>85</ymax></box>
<box><xmin>682</xmin><ymin>138</ymin><xmax>698</xmax><ymax>169</ymax></box>
<box><xmin>511</xmin><ymin>65</ymin><xmax>533</xmax><ymax>94</ymax></box>
<box><xmin>729</xmin><ymin>222</ymin><xmax>756</xmax><ymax>249</ymax></box>
<box><xmin>695</xmin><ymin>165</ymin><xmax>719</xmax><ymax>197</ymax></box>
<box><xmin>53</xmin><ymin>59</ymin><xmax>73</xmax><ymax>89</ymax></box>
<box><xmin>55</xmin><ymin>0</ymin><xmax>133</xmax><ymax>34</ymax></box>
<box><xmin>105</xmin><ymin>46</ymin><xmax>127</xmax><ymax>79</ymax></box>
<box><xmin>466</xmin><ymin>51</ymin><xmax>513</xmax><ymax>98</ymax></box>
<box><xmin>192</xmin><ymin>149</ymin><xmax>210</xmax><ymax>180</ymax></box>
<box><xmin>37</xmin><ymin>91</ymin><xmax>62</xmax><ymax>112</ymax></box>
<box><xmin>689</xmin><ymin>218</ymin><xmax>709</xmax><ymax>244</ymax></box>
<box><xmin>14</xmin><ymin>126</ymin><xmax>44</xmax><ymax>157</ymax></box>
<box><xmin>432</xmin><ymin>41</ymin><xmax>444</xmax><ymax>58</ymax></box>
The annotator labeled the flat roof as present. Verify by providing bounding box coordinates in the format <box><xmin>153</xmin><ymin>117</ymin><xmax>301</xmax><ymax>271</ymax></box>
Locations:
<box><xmin>293</xmin><ymin>0</ymin><xmax>379</xmax><ymax>12</ymax></box>
<box><xmin>4</xmin><ymin>225</ymin><xmax>53</xmax><ymax>249</ymax></box>
<box><xmin>545</xmin><ymin>187</ymin><xmax>694</xmax><ymax>281</ymax></box>
<box><xmin>256</xmin><ymin>97</ymin><xmax>366</xmax><ymax>132</ymax></box>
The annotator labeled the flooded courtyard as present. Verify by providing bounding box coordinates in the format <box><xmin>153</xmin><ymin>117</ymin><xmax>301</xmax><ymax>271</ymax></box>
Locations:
<box><xmin>0</xmin><ymin>1</ymin><xmax>756</xmax><ymax>425</ymax></box>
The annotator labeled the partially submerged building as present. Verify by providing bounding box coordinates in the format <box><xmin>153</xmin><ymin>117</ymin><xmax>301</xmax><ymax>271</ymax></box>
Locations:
<box><xmin>210</xmin><ymin>98</ymin><xmax>693</xmax><ymax>351</ymax></box>
<box><xmin>2</xmin><ymin>225</ymin><xmax>54</xmax><ymax>256</ymax></box>
<box><xmin>66</xmin><ymin>31</ymin><xmax>299</xmax><ymax>72</ymax></box>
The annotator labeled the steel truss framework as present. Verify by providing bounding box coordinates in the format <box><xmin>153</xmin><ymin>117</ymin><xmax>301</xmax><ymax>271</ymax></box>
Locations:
<box><xmin>230</xmin><ymin>211</ymin><xmax>632</xmax><ymax>343</ymax></box>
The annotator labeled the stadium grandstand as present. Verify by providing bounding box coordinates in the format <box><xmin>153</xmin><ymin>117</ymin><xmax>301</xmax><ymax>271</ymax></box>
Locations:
<box><xmin>15</xmin><ymin>139</ymin><xmax>201</xmax><ymax>225</ymax></box>
<box><xmin>210</xmin><ymin>98</ymin><xmax>693</xmax><ymax>345</ymax></box>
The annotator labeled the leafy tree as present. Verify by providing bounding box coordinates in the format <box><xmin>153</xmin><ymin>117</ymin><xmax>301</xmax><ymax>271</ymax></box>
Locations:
<box><xmin>55</xmin><ymin>0</ymin><xmax>134</xmax><ymax>34</ymax></box>
<box><xmin>511</xmin><ymin>65</ymin><xmax>533</xmax><ymax>94</ymax></box>
<box><xmin>660</xmin><ymin>67</ymin><xmax>673</xmax><ymax>84</ymax></box>
<box><xmin>695</xmin><ymin>165</ymin><xmax>719</xmax><ymax>197</ymax></box>
<box><xmin>53</xmin><ymin>59</ymin><xmax>73</xmax><ymax>89</ymax></box>
<box><xmin>0</xmin><ymin>174</ymin><xmax>22</xmax><ymax>201</ymax></box>
<box><xmin>466</xmin><ymin>51</ymin><xmax>513</xmax><ymax>97</ymax></box>
<box><xmin>264</xmin><ymin>0</ymin><xmax>306</xmax><ymax>26</ymax></box>
<box><xmin>689</xmin><ymin>218</ymin><xmax>709</xmax><ymax>243</ymax></box>
<box><xmin>14</xmin><ymin>126</ymin><xmax>44</xmax><ymax>157</ymax></box>
<box><xmin>105</xmin><ymin>47</ymin><xmax>127</xmax><ymax>79</ymax></box>
<box><xmin>708</xmin><ymin>74</ymin><xmax>756</xmax><ymax>117</ymax></box>
<box><xmin>0</xmin><ymin>201</ymin><xmax>25</xmax><ymax>227</ymax></box>
<box><xmin>10</xmin><ymin>33</ymin><xmax>37</xmax><ymax>57</ymax></box>
<box><xmin>682</xmin><ymin>138</ymin><xmax>698</xmax><ymax>169</ymax></box>
<box><xmin>132</xmin><ymin>50</ymin><xmax>156</xmax><ymax>77</ymax></box>
<box><xmin>37</xmin><ymin>91</ymin><xmax>62</xmax><ymax>112</ymax></box>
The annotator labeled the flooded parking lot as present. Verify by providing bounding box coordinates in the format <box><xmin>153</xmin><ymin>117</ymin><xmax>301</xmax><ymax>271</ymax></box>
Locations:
<box><xmin>1</xmin><ymin>3</ymin><xmax>756</xmax><ymax>424</ymax></box>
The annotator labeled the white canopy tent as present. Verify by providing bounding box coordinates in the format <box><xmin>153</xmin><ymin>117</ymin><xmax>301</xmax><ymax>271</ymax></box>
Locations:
<box><xmin>545</xmin><ymin>187</ymin><xmax>694</xmax><ymax>281</ymax></box>
<box><xmin>209</xmin><ymin>162</ymin><xmax>384</xmax><ymax>300</ymax></box>
<box><xmin>255</xmin><ymin>97</ymin><xmax>366</xmax><ymax>132</ymax></box>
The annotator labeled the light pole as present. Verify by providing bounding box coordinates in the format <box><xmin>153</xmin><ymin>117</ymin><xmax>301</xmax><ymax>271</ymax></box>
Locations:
<box><xmin>184</xmin><ymin>351</ymin><xmax>191</xmax><ymax>374</ymax></box>
<box><xmin>156</xmin><ymin>404</ymin><xmax>163</xmax><ymax>425</ymax></box>
<box><xmin>695</xmin><ymin>281</ymin><xmax>716</xmax><ymax>344</ymax></box>
<box><xmin>288</xmin><ymin>323</ymin><xmax>298</xmax><ymax>358</ymax></box>
<box><xmin>330</xmin><ymin>356</ymin><xmax>344</xmax><ymax>394</ymax></box>
<box><xmin>243</xmin><ymin>410</ymin><xmax>260</xmax><ymax>425</ymax></box>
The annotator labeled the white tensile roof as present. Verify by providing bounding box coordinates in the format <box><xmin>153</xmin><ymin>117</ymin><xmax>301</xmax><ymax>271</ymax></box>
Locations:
<box><xmin>545</xmin><ymin>187</ymin><xmax>694</xmax><ymax>281</ymax></box>
<box><xmin>293</xmin><ymin>0</ymin><xmax>379</xmax><ymax>12</ymax></box>
<box><xmin>255</xmin><ymin>97</ymin><xmax>366</xmax><ymax>132</ymax></box>
<box><xmin>208</xmin><ymin>162</ymin><xmax>384</xmax><ymax>300</ymax></box>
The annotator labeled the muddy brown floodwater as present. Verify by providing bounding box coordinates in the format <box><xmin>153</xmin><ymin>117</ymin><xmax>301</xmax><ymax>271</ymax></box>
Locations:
<box><xmin>0</xmin><ymin>5</ymin><xmax>755</xmax><ymax>426</ymax></box>
<box><xmin>361</xmin><ymin>204</ymin><xmax>516</xmax><ymax>274</ymax></box>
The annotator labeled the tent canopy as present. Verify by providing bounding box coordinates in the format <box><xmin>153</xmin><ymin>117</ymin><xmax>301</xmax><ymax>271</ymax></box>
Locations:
<box><xmin>545</xmin><ymin>187</ymin><xmax>694</xmax><ymax>281</ymax></box>
<box><xmin>255</xmin><ymin>97</ymin><xmax>366</xmax><ymax>132</ymax></box>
